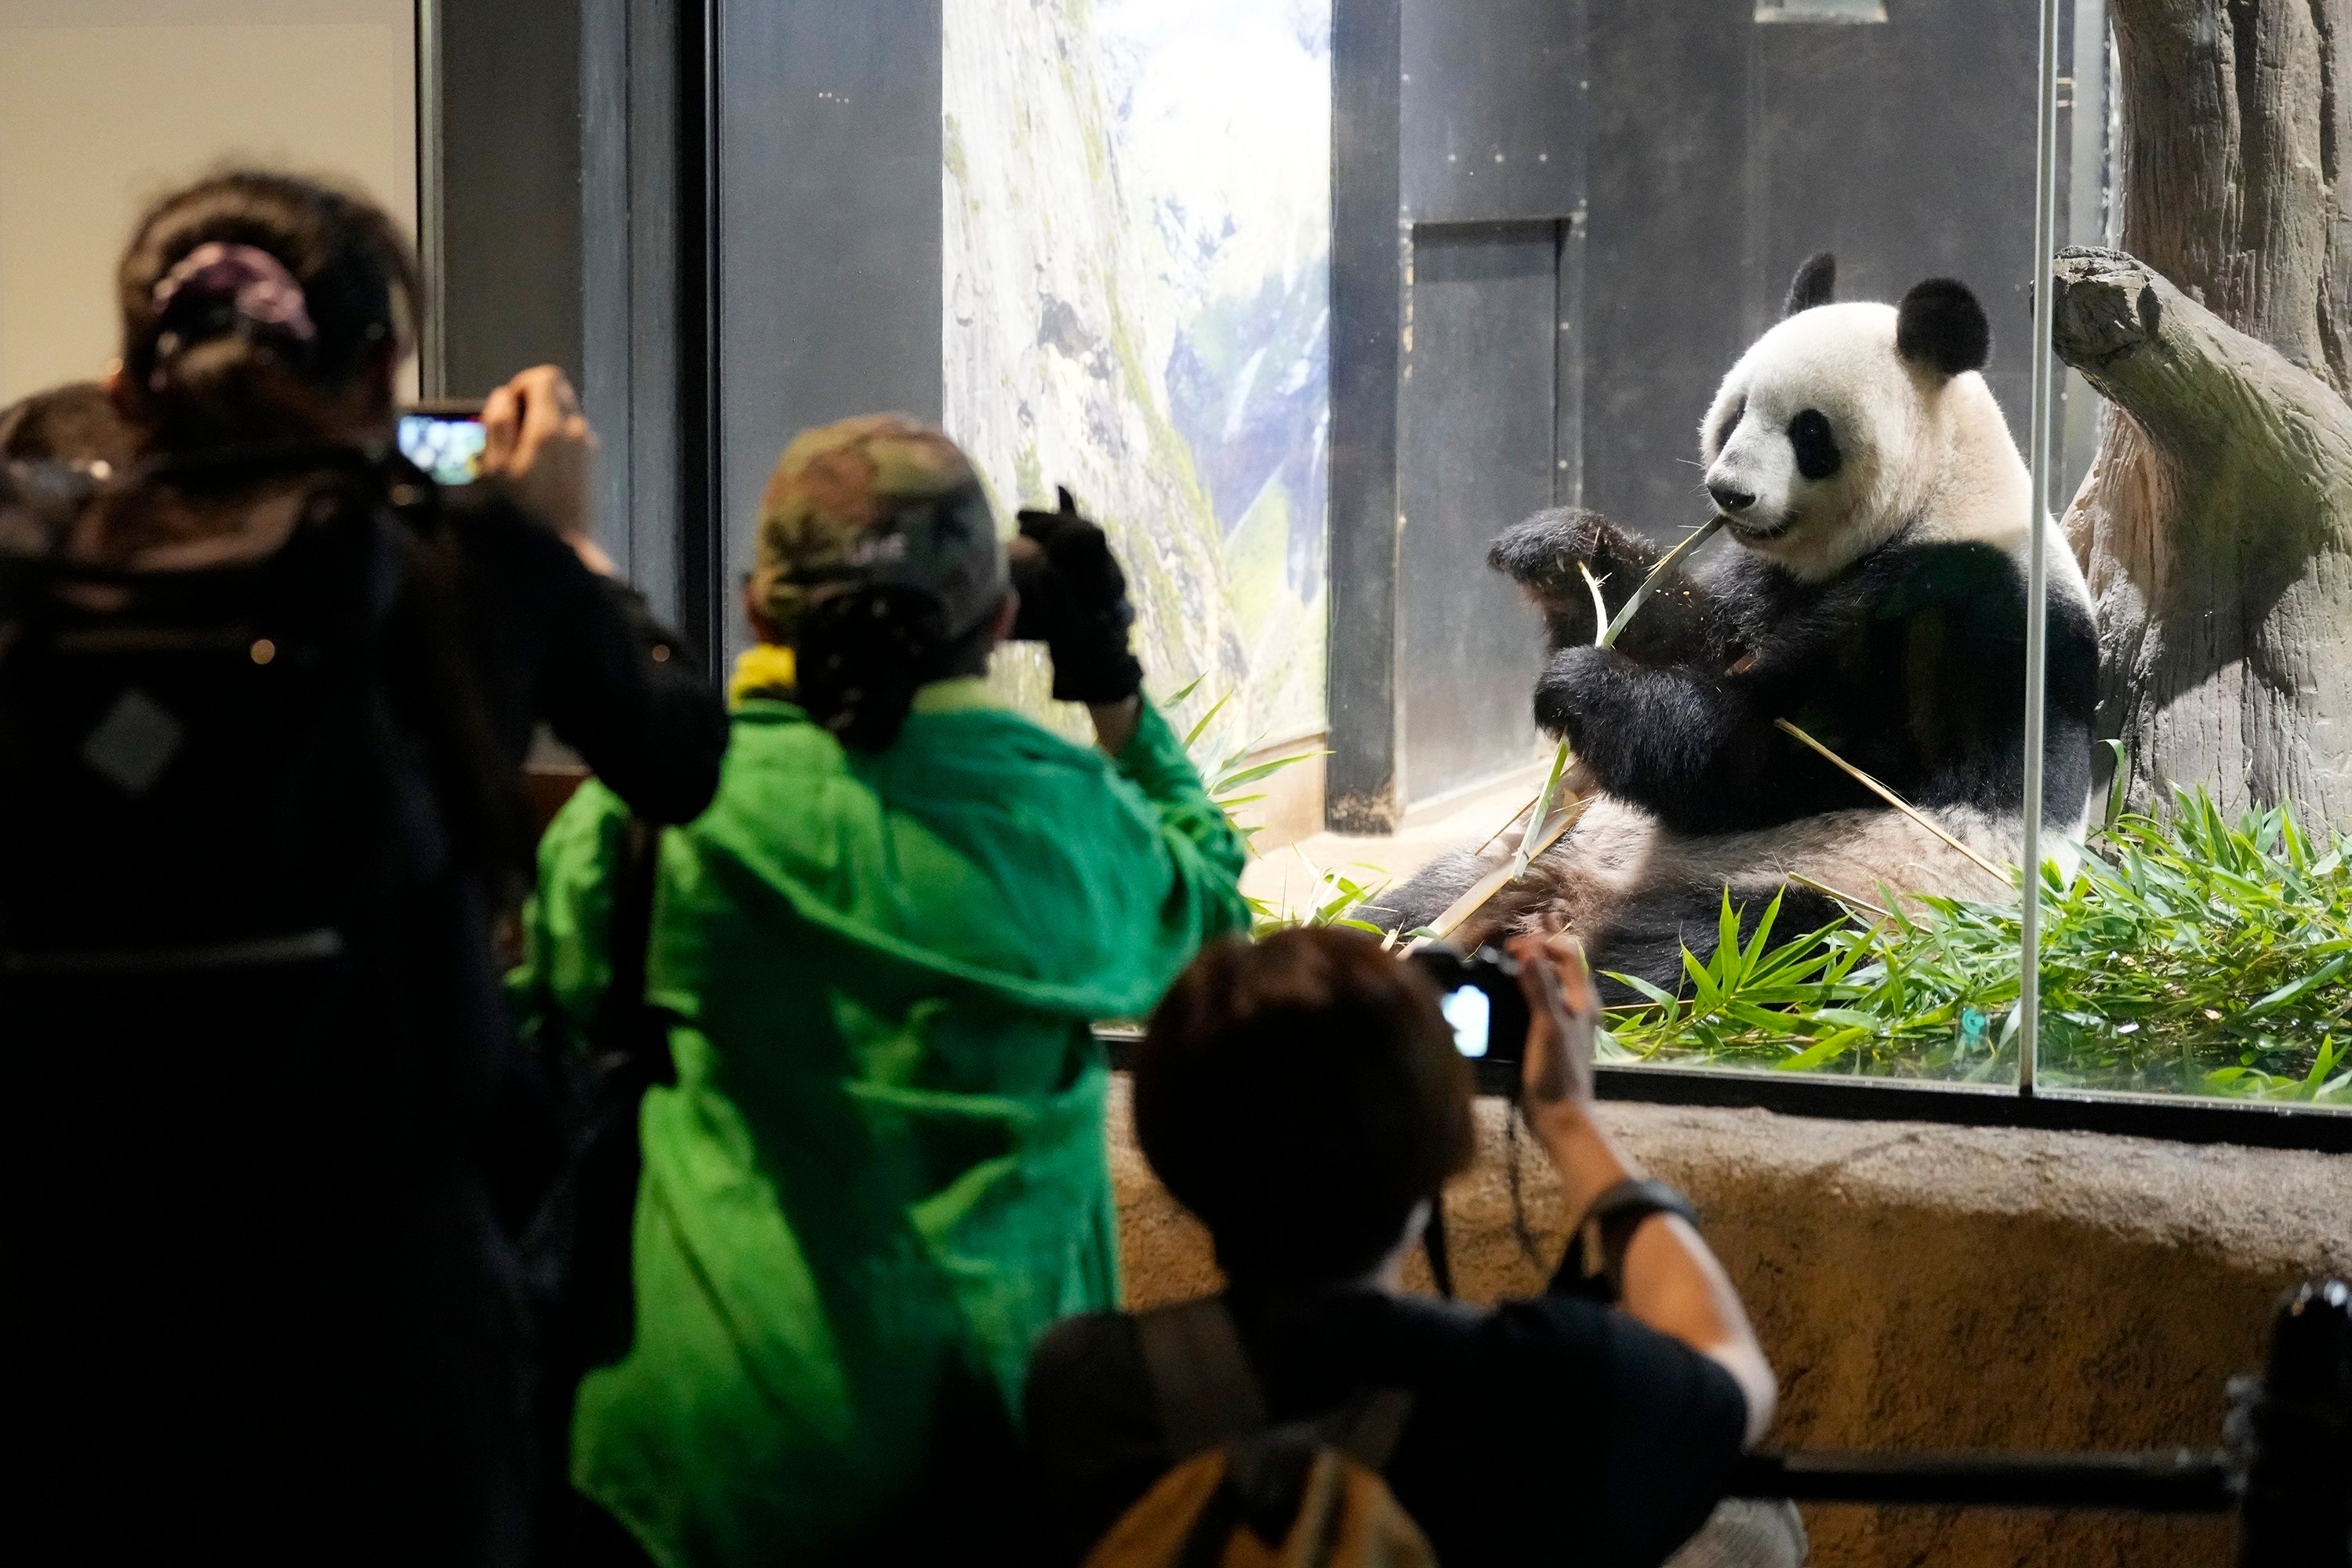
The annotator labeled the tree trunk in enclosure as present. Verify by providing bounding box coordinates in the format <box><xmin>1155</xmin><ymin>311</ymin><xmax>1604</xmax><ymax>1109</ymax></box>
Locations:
<box><xmin>2054</xmin><ymin>0</ymin><xmax>2352</xmax><ymax>829</ymax></box>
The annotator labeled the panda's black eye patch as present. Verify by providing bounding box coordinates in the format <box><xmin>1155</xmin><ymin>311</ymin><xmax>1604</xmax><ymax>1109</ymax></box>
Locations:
<box><xmin>1712</xmin><ymin>397</ymin><xmax>1745</xmax><ymax>455</ymax></box>
<box><xmin>1788</xmin><ymin>408</ymin><xmax>1841</xmax><ymax>481</ymax></box>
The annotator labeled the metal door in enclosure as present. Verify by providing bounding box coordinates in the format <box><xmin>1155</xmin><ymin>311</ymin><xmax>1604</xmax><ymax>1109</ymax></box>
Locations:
<box><xmin>1396</xmin><ymin>218</ymin><xmax>1576</xmax><ymax>807</ymax></box>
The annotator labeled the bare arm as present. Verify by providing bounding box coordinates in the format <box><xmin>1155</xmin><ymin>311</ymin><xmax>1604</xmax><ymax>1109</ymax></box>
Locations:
<box><xmin>1508</xmin><ymin>932</ymin><xmax>1779</xmax><ymax>1445</ymax></box>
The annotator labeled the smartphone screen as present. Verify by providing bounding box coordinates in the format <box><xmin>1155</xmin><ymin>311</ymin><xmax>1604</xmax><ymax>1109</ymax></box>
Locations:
<box><xmin>397</xmin><ymin>412</ymin><xmax>488</xmax><ymax>486</ymax></box>
<box><xmin>1439</xmin><ymin>982</ymin><xmax>1493</xmax><ymax>1058</ymax></box>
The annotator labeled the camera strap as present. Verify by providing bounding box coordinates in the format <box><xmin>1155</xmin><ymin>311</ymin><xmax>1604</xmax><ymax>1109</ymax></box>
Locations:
<box><xmin>1421</xmin><ymin>1197</ymin><xmax>1454</xmax><ymax>1298</ymax></box>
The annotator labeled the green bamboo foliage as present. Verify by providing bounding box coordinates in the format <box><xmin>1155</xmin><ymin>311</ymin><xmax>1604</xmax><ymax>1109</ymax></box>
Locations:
<box><xmin>1187</xmin><ymin>655</ymin><xmax>2346</xmax><ymax>1104</ymax></box>
<box><xmin>1606</xmin><ymin>788</ymin><xmax>2352</xmax><ymax>1104</ymax></box>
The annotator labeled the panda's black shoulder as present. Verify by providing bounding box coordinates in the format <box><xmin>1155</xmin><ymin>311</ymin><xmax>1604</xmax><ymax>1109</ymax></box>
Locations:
<box><xmin>1865</xmin><ymin>540</ymin><xmax>2030</xmax><ymax>635</ymax></box>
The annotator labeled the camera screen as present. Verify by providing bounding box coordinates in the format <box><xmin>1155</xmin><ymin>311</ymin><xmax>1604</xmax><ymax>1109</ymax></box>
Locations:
<box><xmin>1439</xmin><ymin>983</ymin><xmax>1491</xmax><ymax>1058</ymax></box>
<box><xmin>397</xmin><ymin>414</ymin><xmax>488</xmax><ymax>486</ymax></box>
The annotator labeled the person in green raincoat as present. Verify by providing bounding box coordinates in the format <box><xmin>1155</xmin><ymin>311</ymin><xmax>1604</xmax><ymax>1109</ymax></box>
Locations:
<box><xmin>511</xmin><ymin>414</ymin><xmax>1250</xmax><ymax>1567</ymax></box>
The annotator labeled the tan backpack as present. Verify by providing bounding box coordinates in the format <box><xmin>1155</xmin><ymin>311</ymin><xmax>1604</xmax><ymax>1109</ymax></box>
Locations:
<box><xmin>1082</xmin><ymin>1300</ymin><xmax>1439</xmax><ymax>1568</ymax></box>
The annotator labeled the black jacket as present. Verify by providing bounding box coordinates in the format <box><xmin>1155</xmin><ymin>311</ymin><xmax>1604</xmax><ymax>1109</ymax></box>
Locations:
<box><xmin>435</xmin><ymin>477</ymin><xmax>724</xmax><ymax>827</ymax></box>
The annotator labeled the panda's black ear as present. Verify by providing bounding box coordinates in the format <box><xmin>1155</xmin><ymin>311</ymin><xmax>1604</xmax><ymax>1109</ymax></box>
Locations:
<box><xmin>1783</xmin><ymin>252</ymin><xmax>1836</xmax><ymax>317</ymax></box>
<box><xmin>1896</xmin><ymin>278</ymin><xmax>1992</xmax><ymax>376</ymax></box>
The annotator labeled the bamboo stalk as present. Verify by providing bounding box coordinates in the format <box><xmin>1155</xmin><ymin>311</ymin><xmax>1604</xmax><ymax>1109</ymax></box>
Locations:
<box><xmin>1508</xmin><ymin>742</ymin><xmax>1571</xmax><ymax>879</ymax></box>
<box><xmin>1579</xmin><ymin>557</ymin><xmax>1612</xmax><ymax>633</ymax></box>
<box><xmin>1786</xmin><ymin>871</ymin><xmax>1894</xmax><ymax>921</ymax></box>
<box><xmin>1419</xmin><ymin>792</ymin><xmax>1594</xmax><ymax>947</ymax></box>
<box><xmin>1475</xmin><ymin>789</ymin><xmax>1544</xmax><ymax>855</ymax></box>
<box><xmin>1772</xmin><ymin>718</ymin><xmax>2013</xmax><ymax>884</ymax></box>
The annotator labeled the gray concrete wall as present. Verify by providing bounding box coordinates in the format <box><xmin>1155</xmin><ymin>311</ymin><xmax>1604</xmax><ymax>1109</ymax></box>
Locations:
<box><xmin>1581</xmin><ymin>0</ymin><xmax>2045</xmax><ymax>544</ymax></box>
<box><xmin>1109</xmin><ymin>1081</ymin><xmax>2352</xmax><ymax>1568</ymax></box>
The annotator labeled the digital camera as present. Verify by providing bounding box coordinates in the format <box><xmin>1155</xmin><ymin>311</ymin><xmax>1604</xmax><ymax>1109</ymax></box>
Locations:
<box><xmin>1408</xmin><ymin>942</ymin><xmax>1532</xmax><ymax>1066</ymax></box>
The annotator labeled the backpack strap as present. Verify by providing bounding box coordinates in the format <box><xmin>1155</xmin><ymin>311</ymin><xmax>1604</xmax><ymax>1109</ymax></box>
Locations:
<box><xmin>589</xmin><ymin>813</ymin><xmax>668</xmax><ymax>1077</ymax></box>
<box><xmin>1134</xmin><ymin>1299</ymin><xmax>1269</xmax><ymax>1459</ymax></box>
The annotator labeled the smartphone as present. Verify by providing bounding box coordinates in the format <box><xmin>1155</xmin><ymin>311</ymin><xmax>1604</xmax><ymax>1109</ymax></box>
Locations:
<box><xmin>1409</xmin><ymin>943</ymin><xmax>1532</xmax><ymax>1065</ymax></box>
<box><xmin>397</xmin><ymin>400</ymin><xmax>488</xmax><ymax>486</ymax></box>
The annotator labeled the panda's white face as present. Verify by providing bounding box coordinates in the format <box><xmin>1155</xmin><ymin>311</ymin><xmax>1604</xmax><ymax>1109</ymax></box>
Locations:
<box><xmin>1699</xmin><ymin>303</ymin><xmax>1940</xmax><ymax>583</ymax></box>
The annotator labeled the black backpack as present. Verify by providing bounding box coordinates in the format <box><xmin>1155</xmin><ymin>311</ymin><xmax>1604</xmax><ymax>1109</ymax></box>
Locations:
<box><xmin>0</xmin><ymin>445</ymin><xmax>552</xmax><ymax>1563</ymax></box>
<box><xmin>0</xmin><ymin>447</ymin><xmax>524</xmax><ymax>1083</ymax></box>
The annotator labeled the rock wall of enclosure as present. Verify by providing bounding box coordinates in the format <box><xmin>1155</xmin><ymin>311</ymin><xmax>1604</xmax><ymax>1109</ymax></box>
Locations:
<box><xmin>1111</xmin><ymin>1080</ymin><xmax>2352</xmax><ymax>1568</ymax></box>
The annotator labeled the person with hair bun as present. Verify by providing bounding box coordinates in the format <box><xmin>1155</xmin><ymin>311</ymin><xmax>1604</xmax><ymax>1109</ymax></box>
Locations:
<box><xmin>91</xmin><ymin>169</ymin><xmax>723</xmax><ymax>818</ymax></box>
<box><xmin>0</xmin><ymin>169</ymin><xmax>723</xmax><ymax>1566</ymax></box>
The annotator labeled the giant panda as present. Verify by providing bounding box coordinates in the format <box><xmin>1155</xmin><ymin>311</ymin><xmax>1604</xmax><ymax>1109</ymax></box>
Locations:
<box><xmin>1375</xmin><ymin>255</ymin><xmax>2100</xmax><ymax>995</ymax></box>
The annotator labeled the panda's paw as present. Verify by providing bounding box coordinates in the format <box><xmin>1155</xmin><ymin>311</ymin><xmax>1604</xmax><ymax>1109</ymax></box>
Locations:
<box><xmin>1487</xmin><ymin>507</ymin><xmax>1639</xmax><ymax>591</ymax></box>
<box><xmin>1533</xmin><ymin>643</ymin><xmax>1629</xmax><ymax>740</ymax></box>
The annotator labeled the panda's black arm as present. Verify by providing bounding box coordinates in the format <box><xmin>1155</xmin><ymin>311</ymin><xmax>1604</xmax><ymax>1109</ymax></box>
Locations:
<box><xmin>1535</xmin><ymin>645</ymin><xmax>1872</xmax><ymax>833</ymax></box>
<box><xmin>1488</xmin><ymin>508</ymin><xmax>1728</xmax><ymax>664</ymax></box>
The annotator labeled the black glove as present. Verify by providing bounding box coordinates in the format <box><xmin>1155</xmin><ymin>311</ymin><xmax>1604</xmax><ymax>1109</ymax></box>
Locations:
<box><xmin>1010</xmin><ymin>486</ymin><xmax>1143</xmax><ymax>705</ymax></box>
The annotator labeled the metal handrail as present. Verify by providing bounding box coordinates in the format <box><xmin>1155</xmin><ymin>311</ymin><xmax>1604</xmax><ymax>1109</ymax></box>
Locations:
<box><xmin>1730</xmin><ymin>1449</ymin><xmax>2238</xmax><ymax>1513</ymax></box>
<box><xmin>1715</xmin><ymin>1280</ymin><xmax>2350</xmax><ymax>1568</ymax></box>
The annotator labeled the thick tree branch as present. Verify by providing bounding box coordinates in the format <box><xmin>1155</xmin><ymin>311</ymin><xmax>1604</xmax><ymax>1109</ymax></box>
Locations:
<box><xmin>2055</xmin><ymin>244</ymin><xmax>2352</xmax><ymax>826</ymax></box>
<box><xmin>2107</xmin><ymin>0</ymin><xmax>2349</xmax><ymax>395</ymax></box>
<box><xmin>2054</xmin><ymin>247</ymin><xmax>2352</xmax><ymax>536</ymax></box>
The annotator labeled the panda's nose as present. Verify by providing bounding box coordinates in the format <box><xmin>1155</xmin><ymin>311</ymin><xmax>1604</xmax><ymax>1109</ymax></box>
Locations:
<box><xmin>1707</xmin><ymin>481</ymin><xmax>1756</xmax><ymax>514</ymax></box>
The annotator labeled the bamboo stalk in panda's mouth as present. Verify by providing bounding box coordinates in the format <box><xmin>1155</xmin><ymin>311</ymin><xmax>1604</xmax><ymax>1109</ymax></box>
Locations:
<box><xmin>1599</xmin><ymin>513</ymin><xmax>1728</xmax><ymax>648</ymax></box>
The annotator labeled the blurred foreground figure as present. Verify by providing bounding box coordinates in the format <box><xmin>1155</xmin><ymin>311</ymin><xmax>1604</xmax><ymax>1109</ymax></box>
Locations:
<box><xmin>0</xmin><ymin>171</ymin><xmax>722</xmax><ymax>1565</ymax></box>
<box><xmin>512</xmin><ymin>416</ymin><xmax>1250</xmax><ymax>1565</ymax></box>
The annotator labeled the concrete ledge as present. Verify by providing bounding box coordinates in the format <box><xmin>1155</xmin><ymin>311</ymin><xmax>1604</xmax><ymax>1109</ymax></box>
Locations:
<box><xmin>1109</xmin><ymin>1080</ymin><xmax>2351</xmax><ymax>1568</ymax></box>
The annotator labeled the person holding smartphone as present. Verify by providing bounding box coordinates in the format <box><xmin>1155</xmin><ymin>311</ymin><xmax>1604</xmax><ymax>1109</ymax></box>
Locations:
<box><xmin>510</xmin><ymin>413</ymin><xmax>1251</xmax><ymax>1566</ymax></box>
<box><xmin>2</xmin><ymin>169</ymin><xmax>723</xmax><ymax>1567</ymax></box>
<box><xmin>1023</xmin><ymin>926</ymin><xmax>1786</xmax><ymax>1568</ymax></box>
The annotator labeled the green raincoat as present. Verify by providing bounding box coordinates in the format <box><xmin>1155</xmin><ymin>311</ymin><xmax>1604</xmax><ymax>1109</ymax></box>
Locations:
<box><xmin>511</xmin><ymin>683</ymin><xmax>1248</xmax><ymax>1566</ymax></box>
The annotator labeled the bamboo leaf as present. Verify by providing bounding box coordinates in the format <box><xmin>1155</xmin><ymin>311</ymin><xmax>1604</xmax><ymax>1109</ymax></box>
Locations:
<box><xmin>2242</xmin><ymin>953</ymin><xmax>2352</xmax><ymax>1017</ymax></box>
<box><xmin>1214</xmin><ymin>750</ymin><xmax>1325</xmax><ymax>792</ymax></box>
<box><xmin>1777</xmin><ymin>1029</ymin><xmax>1867</xmax><ymax>1072</ymax></box>
<box><xmin>1181</xmin><ymin>690</ymin><xmax>1233</xmax><ymax>750</ymax></box>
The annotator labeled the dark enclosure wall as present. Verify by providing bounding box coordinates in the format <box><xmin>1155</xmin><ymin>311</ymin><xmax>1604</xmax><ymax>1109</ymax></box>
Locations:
<box><xmin>1330</xmin><ymin>0</ymin><xmax>1594</xmax><ymax>827</ymax></box>
<box><xmin>429</xmin><ymin>0</ymin><xmax>945</xmax><ymax>657</ymax></box>
<box><xmin>1327</xmin><ymin>0</ymin><xmax>1406</xmax><ymax>829</ymax></box>
<box><xmin>1579</xmin><ymin>0</ymin><xmax>2044</xmax><ymax>539</ymax></box>
<box><xmin>430</xmin><ymin>0</ymin><xmax>586</xmax><ymax>400</ymax></box>
<box><xmin>713</xmin><ymin>0</ymin><xmax>943</xmax><ymax>668</ymax></box>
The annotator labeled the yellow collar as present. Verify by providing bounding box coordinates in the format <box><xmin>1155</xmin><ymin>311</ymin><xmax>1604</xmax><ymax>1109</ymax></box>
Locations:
<box><xmin>728</xmin><ymin>644</ymin><xmax>798</xmax><ymax>709</ymax></box>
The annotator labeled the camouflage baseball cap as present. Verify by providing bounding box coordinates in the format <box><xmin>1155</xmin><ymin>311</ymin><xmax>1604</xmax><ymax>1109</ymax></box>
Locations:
<box><xmin>750</xmin><ymin>413</ymin><xmax>1006</xmax><ymax>644</ymax></box>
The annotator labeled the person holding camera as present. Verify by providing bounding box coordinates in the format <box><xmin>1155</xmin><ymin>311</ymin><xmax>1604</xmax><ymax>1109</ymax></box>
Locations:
<box><xmin>511</xmin><ymin>413</ymin><xmax>1251</xmax><ymax>1566</ymax></box>
<box><xmin>1024</xmin><ymin>927</ymin><xmax>1781</xmax><ymax>1568</ymax></box>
